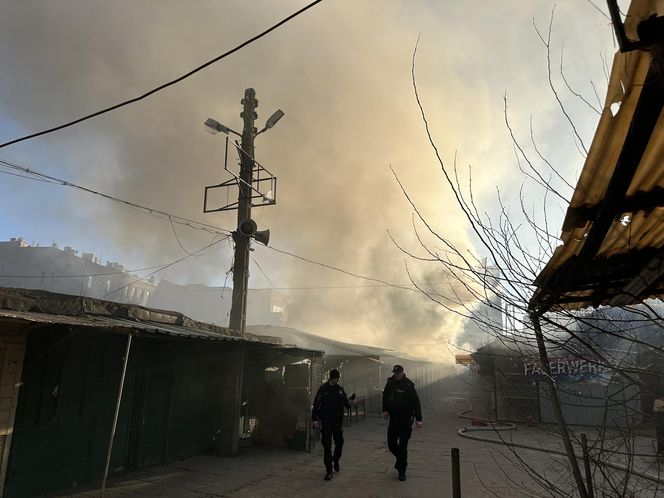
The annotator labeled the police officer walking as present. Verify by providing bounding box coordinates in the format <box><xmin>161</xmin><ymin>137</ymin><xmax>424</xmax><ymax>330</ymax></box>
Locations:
<box><xmin>654</xmin><ymin>383</ymin><xmax>664</xmax><ymax>460</ymax></box>
<box><xmin>382</xmin><ymin>364</ymin><xmax>422</xmax><ymax>481</ymax></box>
<box><xmin>312</xmin><ymin>368</ymin><xmax>351</xmax><ymax>481</ymax></box>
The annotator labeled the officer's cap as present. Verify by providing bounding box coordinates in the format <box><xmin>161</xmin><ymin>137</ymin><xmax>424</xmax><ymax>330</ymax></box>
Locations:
<box><xmin>392</xmin><ymin>364</ymin><xmax>404</xmax><ymax>373</ymax></box>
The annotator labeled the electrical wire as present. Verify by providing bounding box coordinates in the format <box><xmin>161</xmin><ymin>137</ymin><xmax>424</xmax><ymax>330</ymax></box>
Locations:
<box><xmin>5</xmin><ymin>241</ymin><xmax>228</xmax><ymax>285</ymax></box>
<box><xmin>262</xmin><ymin>244</ymin><xmax>424</xmax><ymax>293</ymax></box>
<box><xmin>0</xmin><ymin>266</ymin><xmax>174</xmax><ymax>279</ymax></box>
<box><xmin>0</xmin><ymin>238</ymin><xmax>232</xmax><ymax>281</ymax></box>
<box><xmin>0</xmin><ymin>0</ymin><xmax>324</xmax><ymax>150</ymax></box>
<box><xmin>0</xmin><ymin>158</ymin><xmax>232</xmax><ymax>236</ymax></box>
<box><xmin>1</xmin><ymin>137</ymin><xmax>432</xmax><ymax>299</ymax></box>
<box><xmin>250</xmin><ymin>255</ymin><xmax>309</xmax><ymax>330</ymax></box>
<box><xmin>0</xmin><ymin>169</ymin><xmax>54</xmax><ymax>183</ymax></box>
<box><xmin>251</xmin><ymin>255</ymin><xmax>279</xmax><ymax>290</ymax></box>
<box><xmin>249</xmin><ymin>282</ymin><xmax>455</xmax><ymax>291</ymax></box>
<box><xmin>102</xmin><ymin>235</ymin><xmax>228</xmax><ymax>299</ymax></box>
<box><xmin>1</xmin><ymin>154</ymin><xmax>453</xmax><ymax>298</ymax></box>
<box><xmin>169</xmin><ymin>218</ymin><xmax>202</xmax><ymax>256</ymax></box>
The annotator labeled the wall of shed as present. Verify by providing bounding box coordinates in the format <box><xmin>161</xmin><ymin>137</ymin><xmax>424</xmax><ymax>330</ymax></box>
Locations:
<box><xmin>475</xmin><ymin>354</ymin><xmax>642</xmax><ymax>426</ymax></box>
<box><xmin>539</xmin><ymin>379</ymin><xmax>641</xmax><ymax>427</ymax></box>
<box><xmin>3</xmin><ymin>327</ymin><xmax>236</xmax><ymax>498</ymax></box>
<box><xmin>0</xmin><ymin>332</ymin><xmax>25</xmax><ymax>498</ymax></box>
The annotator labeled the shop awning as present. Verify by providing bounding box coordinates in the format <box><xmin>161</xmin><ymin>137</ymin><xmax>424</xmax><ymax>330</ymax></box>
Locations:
<box><xmin>530</xmin><ymin>0</ymin><xmax>664</xmax><ymax>312</ymax></box>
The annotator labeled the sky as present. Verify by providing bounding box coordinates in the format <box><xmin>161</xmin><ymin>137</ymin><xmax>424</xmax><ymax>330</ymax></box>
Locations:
<box><xmin>0</xmin><ymin>0</ymin><xmax>629</xmax><ymax>360</ymax></box>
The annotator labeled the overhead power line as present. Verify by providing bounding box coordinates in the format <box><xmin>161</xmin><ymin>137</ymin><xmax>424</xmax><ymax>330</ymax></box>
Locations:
<box><xmin>0</xmin><ymin>158</ymin><xmax>232</xmax><ymax>236</ymax></box>
<box><xmin>251</xmin><ymin>283</ymin><xmax>454</xmax><ymax>291</ymax></box>
<box><xmin>262</xmin><ymin>245</ymin><xmax>424</xmax><ymax>293</ymax></box>
<box><xmin>0</xmin><ymin>240</ymin><xmax>230</xmax><ymax>281</ymax></box>
<box><xmin>0</xmin><ymin>0</ymin><xmax>324</xmax><ymax>150</ymax></box>
<box><xmin>253</xmin><ymin>248</ymin><xmax>454</xmax><ymax>291</ymax></box>
<box><xmin>1</xmin><ymin>155</ymin><xmax>451</xmax><ymax>298</ymax></box>
<box><xmin>102</xmin><ymin>235</ymin><xmax>228</xmax><ymax>299</ymax></box>
<box><xmin>0</xmin><ymin>169</ymin><xmax>52</xmax><ymax>183</ymax></box>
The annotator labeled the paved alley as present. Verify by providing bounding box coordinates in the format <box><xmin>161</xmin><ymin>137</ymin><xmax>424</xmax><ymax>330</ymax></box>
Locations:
<box><xmin>56</xmin><ymin>395</ymin><xmax>568</xmax><ymax>498</ymax></box>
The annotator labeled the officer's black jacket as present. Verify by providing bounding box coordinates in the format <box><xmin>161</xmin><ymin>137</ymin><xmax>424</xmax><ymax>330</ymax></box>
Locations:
<box><xmin>311</xmin><ymin>381</ymin><xmax>350</xmax><ymax>422</ymax></box>
<box><xmin>382</xmin><ymin>376</ymin><xmax>422</xmax><ymax>421</ymax></box>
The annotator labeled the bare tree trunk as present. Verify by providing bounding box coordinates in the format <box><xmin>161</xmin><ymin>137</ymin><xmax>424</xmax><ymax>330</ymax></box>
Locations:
<box><xmin>532</xmin><ymin>313</ymin><xmax>589</xmax><ymax>498</ymax></box>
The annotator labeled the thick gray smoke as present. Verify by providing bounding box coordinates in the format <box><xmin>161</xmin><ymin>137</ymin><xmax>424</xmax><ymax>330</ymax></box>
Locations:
<box><xmin>0</xmin><ymin>1</ymin><xmax>615</xmax><ymax>359</ymax></box>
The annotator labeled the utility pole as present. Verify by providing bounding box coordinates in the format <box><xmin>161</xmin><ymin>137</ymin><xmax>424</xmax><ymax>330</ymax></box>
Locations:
<box><xmin>229</xmin><ymin>88</ymin><xmax>257</xmax><ymax>334</ymax></box>
<box><xmin>203</xmin><ymin>89</ymin><xmax>280</xmax><ymax>334</ymax></box>
<box><xmin>202</xmin><ymin>89</ymin><xmax>280</xmax><ymax>457</ymax></box>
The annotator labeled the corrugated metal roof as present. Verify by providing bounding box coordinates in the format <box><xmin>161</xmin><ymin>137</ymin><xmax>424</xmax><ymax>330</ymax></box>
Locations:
<box><xmin>530</xmin><ymin>0</ymin><xmax>664</xmax><ymax>311</ymax></box>
<box><xmin>0</xmin><ymin>309</ymin><xmax>110</xmax><ymax>328</ymax></box>
<box><xmin>0</xmin><ymin>294</ymin><xmax>322</xmax><ymax>356</ymax></box>
<box><xmin>246</xmin><ymin>325</ymin><xmax>392</xmax><ymax>357</ymax></box>
<box><xmin>0</xmin><ymin>309</ymin><xmax>245</xmax><ymax>341</ymax></box>
<box><xmin>103</xmin><ymin>316</ymin><xmax>249</xmax><ymax>341</ymax></box>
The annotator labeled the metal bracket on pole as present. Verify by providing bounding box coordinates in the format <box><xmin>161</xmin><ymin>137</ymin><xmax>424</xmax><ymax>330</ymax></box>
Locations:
<box><xmin>203</xmin><ymin>136</ymin><xmax>277</xmax><ymax>213</ymax></box>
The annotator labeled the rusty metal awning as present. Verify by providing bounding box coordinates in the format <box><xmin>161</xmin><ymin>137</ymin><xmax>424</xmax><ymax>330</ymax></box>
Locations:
<box><xmin>246</xmin><ymin>324</ymin><xmax>392</xmax><ymax>357</ymax></box>
<box><xmin>0</xmin><ymin>288</ymin><xmax>323</xmax><ymax>358</ymax></box>
<box><xmin>530</xmin><ymin>0</ymin><xmax>664</xmax><ymax>312</ymax></box>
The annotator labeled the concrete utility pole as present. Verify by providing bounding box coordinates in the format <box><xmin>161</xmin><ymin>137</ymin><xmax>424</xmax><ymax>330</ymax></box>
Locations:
<box><xmin>202</xmin><ymin>89</ymin><xmax>280</xmax><ymax>457</ymax></box>
<box><xmin>229</xmin><ymin>88</ymin><xmax>257</xmax><ymax>334</ymax></box>
<box><xmin>204</xmin><ymin>89</ymin><xmax>280</xmax><ymax>335</ymax></box>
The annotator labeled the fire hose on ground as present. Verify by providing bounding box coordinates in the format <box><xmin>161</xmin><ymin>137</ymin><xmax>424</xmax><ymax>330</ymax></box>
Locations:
<box><xmin>457</xmin><ymin>401</ymin><xmax>664</xmax><ymax>485</ymax></box>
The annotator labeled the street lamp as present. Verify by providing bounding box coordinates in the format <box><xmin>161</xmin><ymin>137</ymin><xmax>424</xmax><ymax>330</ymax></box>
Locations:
<box><xmin>204</xmin><ymin>110</ymin><xmax>284</xmax><ymax>138</ymax></box>
<box><xmin>204</xmin><ymin>117</ymin><xmax>241</xmax><ymax>137</ymax></box>
<box><xmin>254</xmin><ymin>109</ymin><xmax>285</xmax><ymax>137</ymax></box>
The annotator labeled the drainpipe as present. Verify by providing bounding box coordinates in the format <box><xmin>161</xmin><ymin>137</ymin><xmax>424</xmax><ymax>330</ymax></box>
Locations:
<box><xmin>531</xmin><ymin>313</ymin><xmax>588</xmax><ymax>498</ymax></box>
<box><xmin>100</xmin><ymin>332</ymin><xmax>133</xmax><ymax>497</ymax></box>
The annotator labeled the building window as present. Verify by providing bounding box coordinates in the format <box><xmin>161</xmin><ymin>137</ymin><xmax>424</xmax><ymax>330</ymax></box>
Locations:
<box><xmin>87</xmin><ymin>276</ymin><xmax>92</xmax><ymax>289</ymax></box>
<box><xmin>272</xmin><ymin>304</ymin><xmax>284</xmax><ymax>313</ymax></box>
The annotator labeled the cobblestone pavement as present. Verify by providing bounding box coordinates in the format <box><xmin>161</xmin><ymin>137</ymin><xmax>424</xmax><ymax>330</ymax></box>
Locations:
<box><xmin>57</xmin><ymin>393</ymin><xmax>664</xmax><ymax>498</ymax></box>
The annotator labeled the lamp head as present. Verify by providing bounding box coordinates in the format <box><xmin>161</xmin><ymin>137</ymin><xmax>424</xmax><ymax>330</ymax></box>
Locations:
<box><xmin>265</xmin><ymin>110</ymin><xmax>285</xmax><ymax>129</ymax></box>
<box><xmin>204</xmin><ymin>117</ymin><xmax>231</xmax><ymax>135</ymax></box>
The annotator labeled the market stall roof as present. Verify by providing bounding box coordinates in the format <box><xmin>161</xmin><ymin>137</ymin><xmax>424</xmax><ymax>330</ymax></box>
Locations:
<box><xmin>0</xmin><ymin>288</ymin><xmax>322</xmax><ymax>359</ymax></box>
<box><xmin>530</xmin><ymin>0</ymin><xmax>664</xmax><ymax>312</ymax></box>
<box><xmin>246</xmin><ymin>324</ymin><xmax>391</xmax><ymax>357</ymax></box>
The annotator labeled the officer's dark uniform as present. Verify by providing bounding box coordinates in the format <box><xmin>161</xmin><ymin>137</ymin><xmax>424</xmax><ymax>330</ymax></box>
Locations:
<box><xmin>382</xmin><ymin>368</ymin><xmax>422</xmax><ymax>477</ymax></box>
<box><xmin>654</xmin><ymin>383</ymin><xmax>664</xmax><ymax>458</ymax></box>
<box><xmin>312</xmin><ymin>372</ymin><xmax>350</xmax><ymax>478</ymax></box>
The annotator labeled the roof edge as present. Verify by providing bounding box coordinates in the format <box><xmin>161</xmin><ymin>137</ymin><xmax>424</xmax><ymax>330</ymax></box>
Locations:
<box><xmin>0</xmin><ymin>287</ymin><xmax>239</xmax><ymax>337</ymax></box>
